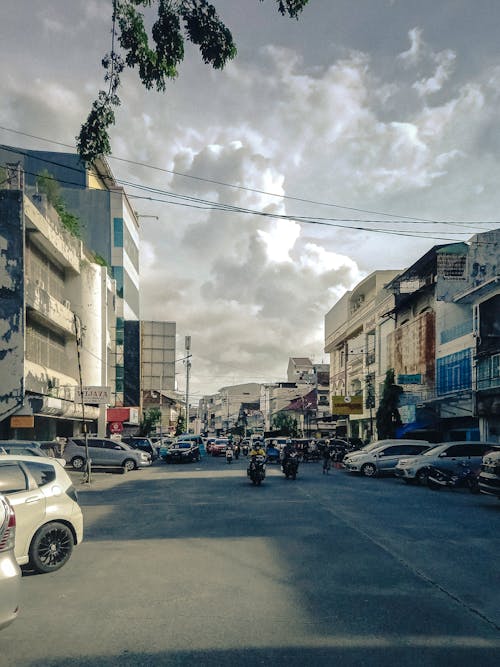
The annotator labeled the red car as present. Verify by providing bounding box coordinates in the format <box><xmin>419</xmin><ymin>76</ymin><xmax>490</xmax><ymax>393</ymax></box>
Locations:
<box><xmin>211</xmin><ymin>439</ymin><xmax>229</xmax><ymax>456</ymax></box>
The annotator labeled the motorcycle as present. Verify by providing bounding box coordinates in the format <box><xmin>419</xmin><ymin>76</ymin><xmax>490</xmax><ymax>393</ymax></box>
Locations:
<box><xmin>242</xmin><ymin>445</ymin><xmax>249</xmax><ymax>457</ymax></box>
<box><xmin>427</xmin><ymin>462</ymin><xmax>480</xmax><ymax>493</ymax></box>
<box><xmin>247</xmin><ymin>455</ymin><xmax>266</xmax><ymax>485</ymax></box>
<box><xmin>282</xmin><ymin>453</ymin><xmax>299</xmax><ymax>480</ymax></box>
<box><xmin>225</xmin><ymin>448</ymin><xmax>233</xmax><ymax>464</ymax></box>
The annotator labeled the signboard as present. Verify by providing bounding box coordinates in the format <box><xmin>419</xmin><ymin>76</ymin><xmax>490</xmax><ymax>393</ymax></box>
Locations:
<box><xmin>109</xmin><ymin>421</ymin><xmax>123</xmax><ymax>434</ymax></box>
<box><xmin>75</xmin><ymin>386</ymin><xmax>111</xmax><ymax>404</ymax></box>
<box><xmin>331</xmin><ymin>395</ymin><xmax>363</xmax><ymax>415</ymax></box>
<box><xmin>10</xmin><ymin>415</ymin><xmax>35</xmax><ymax>428</ymax></box>
<box><xmin>397</xmin><ymin>374</ymin><xmax>422</xmax><ymax>385</ymax></box>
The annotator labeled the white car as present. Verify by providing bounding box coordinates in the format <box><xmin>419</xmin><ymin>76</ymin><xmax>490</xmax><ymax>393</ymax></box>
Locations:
<box><xmin>0</xmin><ymin>494</ymin><xmax>21</xmax><ymax>630</ymax></box>
<box><xmin>0</xmin><ymin>455</ymin><xmax>84</xmax><ymax>573</ymax></box>
<box><xmin>343</xmin><ymin>440</ymin><xmax>431</xmax><ymax>477</ymax></box>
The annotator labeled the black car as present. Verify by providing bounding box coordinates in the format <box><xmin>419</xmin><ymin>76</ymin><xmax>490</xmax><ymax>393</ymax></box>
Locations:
<box><xmin>121</xmin><ymin>437</ymin><xmax>158</xmax><ymax>461</ymax></box>
<box><xmin>164</xmin><ymin>441</ymin><xmax>201</xmax><ymax>464</ymax></box>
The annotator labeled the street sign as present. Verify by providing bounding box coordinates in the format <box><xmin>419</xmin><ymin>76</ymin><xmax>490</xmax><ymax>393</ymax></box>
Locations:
<box><xmin>75</xmin><ymin>386</ymin><xmax>111</xmax><ymax>404</ymax></box>
<box><xmin>331</xmin><ymin>395</ymin><xmax>363</xmax><ymax>415</ymax></box>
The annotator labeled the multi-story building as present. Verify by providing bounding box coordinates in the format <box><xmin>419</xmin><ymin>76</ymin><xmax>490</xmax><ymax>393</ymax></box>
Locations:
<box><xmin>324</xmin><ymin>270</ymin><xmax>401</xmax><ymax>441</ymax></box>
<box><xmin>140</xmin><ymin>320</ymin><xmax>177</xmax><ymax>436</ymax></box>
<box><xmin>0</xmin><ymin>164</ymin><xmax>116</xmax><ymax>439</ymax></box>
<box><xmin>199</xmin><ymin>383</ymin><xmax>263</xmax><ymax>436</ymax></box>
<box><xmin>0</xmin><ymin>145</ymin><xmax>140</xmax><ymax>407</ymax></box>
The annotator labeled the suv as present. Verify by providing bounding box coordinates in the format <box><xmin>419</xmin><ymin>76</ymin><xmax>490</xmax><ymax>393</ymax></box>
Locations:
<box><xmin>0</xmin><ymin>494</ymin><xmax>20</xmax><ymax>629</ymax></box>
<box><xmin>395</xmin><ymin>441</ymin><xmax>498</xmax><ymax>485</ymax></box>
<box><xmin>0</xmin><ymin>455</ymin><xmax>83</xmax><ymax>573</ymax></box>
<box><xmin>344</xmin><ymin>441</ymin><xmax>430</xmax><ymax>477</ymax></box>
<box><xmin>64</xmin><ymin>438</ymin><xmax>151</xmax><ymax>471</ymax></box>
<box><xmin>478</xmin><ymin>448</ymin><xmax>500</xmax><ymax>498</ymax></box>
<box><xmin>121</xmin><ymin>437</ymin><xmax>158</xmax><ymax>461</ymax></box>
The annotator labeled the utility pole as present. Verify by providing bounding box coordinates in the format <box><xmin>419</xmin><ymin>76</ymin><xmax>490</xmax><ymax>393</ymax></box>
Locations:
<box><xmin>184</xmin><ymin>336</ymin><xmax>191</xmax><ymax>434</ymax></box>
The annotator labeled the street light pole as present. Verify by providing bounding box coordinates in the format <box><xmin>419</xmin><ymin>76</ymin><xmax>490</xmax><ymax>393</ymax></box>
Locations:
<box><xmin>184</xmin><ymin>336</ymin><xmax>191</xmax><ymax>433</ymax></box>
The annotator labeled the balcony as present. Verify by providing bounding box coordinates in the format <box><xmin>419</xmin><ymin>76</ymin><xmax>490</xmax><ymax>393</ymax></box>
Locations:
<box><xmin>25</xmin><ymin>277</ymin><xmax>74</xmax><ymax>336</ymax></box>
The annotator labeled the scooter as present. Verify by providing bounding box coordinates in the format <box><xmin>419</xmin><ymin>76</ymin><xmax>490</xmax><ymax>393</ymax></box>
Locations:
<box><xmin>225</xmin><ymin>448</ymin><xmax>233</xmax><ymax>464</ymax></box>
<box><xmin>282</xmin><ymin>453</ymin><xmax>299</xmax><ymax>480</ymax></box>
<box><xmin>247</xmin><ymin>455</ymin><xmax>266</xmax><ymax>485</ymax></box>
<box><xmin>427</xmin><ymin>462</ymin><xmax>480</xmax><ymax>493</ymax></box>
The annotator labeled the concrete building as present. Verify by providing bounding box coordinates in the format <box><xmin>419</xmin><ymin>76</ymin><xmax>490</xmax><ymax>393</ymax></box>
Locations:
<box><xmin>140</xmin><ymin>320</ymin><xmax>177</xmax><ymax>436</ymax></box>
<box><xmin>199</xmin><ymin>383</ymin><xmax>262</xmax><ymax>436</ymax></box>
<box><xmin>0</xmin><ymin>165</ymin><xmax>116</xmax><ymax>439</ymax></box>
<box><xmin>0</xmin><ymin>145</ymin><xmax>140</xmax><ymax>407</ymax></box>
<box><xmin>324</xmin><ymin>271</ymin><xmax>401</xmax><ymax>441</ymax></box>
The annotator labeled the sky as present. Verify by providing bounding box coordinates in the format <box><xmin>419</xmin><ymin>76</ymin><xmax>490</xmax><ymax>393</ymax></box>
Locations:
<box><xmin>2</xmin><ymin>0</ymin><xmax>500</xmax><ymax>402</ymax></box>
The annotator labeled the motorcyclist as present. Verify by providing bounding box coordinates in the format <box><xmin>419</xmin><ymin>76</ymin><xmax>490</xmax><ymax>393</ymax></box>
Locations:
<box><xmin>322</xmin><ymin>440</ymin><xmax>333</xmax><ymax>474</ymax></box>
<box><xmin>249</xmin><ymin>439</ymin><xmax>265</xmax><ymax>458</ymax></box>
<box><xmin>281</xmin><ymin>439</ymin><xmax>294</xmax><ymax>469</ymax></box>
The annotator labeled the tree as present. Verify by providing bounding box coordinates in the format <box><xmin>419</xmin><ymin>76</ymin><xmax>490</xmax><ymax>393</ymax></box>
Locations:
<box><xmin>375</xmin><ymin>369</ymin><xmax>403</xmax><ymax>439</ymax></box>
<box><xmin>77</xmin><ymin>0</ymin><xmax>310</xmax><ymax>163</ymax></box>
<box><xmin>272</xmin><ymin>411</ymin><xmax>299</xmax><ymax>437</ymax></box>
<box><xmin>36</xmin><ymin>170</ymin><xmax>81</xmax><ymax>238</ymax></box>
<box><xmin>139</xmin><ymin>407</ymin><xmax>161</xmax><ymax>436</ymax></box>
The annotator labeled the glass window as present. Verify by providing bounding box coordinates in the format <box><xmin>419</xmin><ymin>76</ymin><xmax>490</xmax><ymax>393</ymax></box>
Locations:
<box><xmin>0</xmin><ymin>462</ymin><xmax>28</xmax><ymax>493</ymax></box>
<box><xmin>24</xmin><ymin>461</ymin><xmax>56</xmax><ymax>487</ymax></box>
<box><xmin>113</xmin><ymin>217</ymin><xmax>124</xmax><ymax>248</ymax></box>
<box><xmin>444</xmin><ymin>445</ymin><xmax>468</xmax><ymax>457</ymax></box>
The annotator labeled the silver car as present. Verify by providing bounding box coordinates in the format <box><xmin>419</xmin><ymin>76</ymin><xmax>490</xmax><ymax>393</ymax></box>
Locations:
<box><xmin>0</xmin><ymin>494</ymin><xmax>21</xmax><ymax>630</ymax></box>
<box><xmin>64</xmin><ymin>437</ymin><xmax>151</xmax><ymax>471</ymax></box>
<box><xmin>395</xmin><ymin>441</ymin><xmax>499</xmax><ymax>485</ymax></box>
<box><xmin>344</xmin><ymin>440</ymin><xmax>430</xmax><ymax>477</ymax></box>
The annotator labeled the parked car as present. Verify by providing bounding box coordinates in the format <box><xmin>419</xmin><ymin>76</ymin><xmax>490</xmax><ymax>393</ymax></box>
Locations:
<box><xmin>158</xmin><ymin>438</ymin><xmax>175</xmax><ymax>460</ymax></box>
<box><xmin>0</xmin><ymin>455</ymin><xmax>83</xmax><ymax>573</ymax></box>
<box><xmin>478</xmin><ymin>448</ymin><xmax>500</xmax><ymax>498</ymax></box>
<box><xmin>395</xmin><ymin>441</ymin><xmax>499</xmax><ymax>485</ymax></box>
<box><xmin>211</xmin><ymin>438</ymin><xmax>229</xmax><ymax>456</ymax></box>
<box><xmin>64</xmin><ymin>438</ymin><xmax>151</xmax><ymax>471</ymax></box>
<box><xmin>164</xmin><ymin>440</ymin><xmax>201</xmax><ymax>464</ymax></box>
<box><xmin>0</xmin><ymin>440</ymin><xmax>44</xmax><ymax>457</ymax></box>
<box><xmin>0</xmin><ymin>494</ymin><xmax>21</xmax><ymax>630</ymax></box>
<box><xmin>344</xmin><ymin>441</ymin><xmax>431</xmax><ymax>477</ymax></box>
<box><xmin>121</xmin><ymin>436</ymin><xmax>158</xmax><ymax>461</ymax></box>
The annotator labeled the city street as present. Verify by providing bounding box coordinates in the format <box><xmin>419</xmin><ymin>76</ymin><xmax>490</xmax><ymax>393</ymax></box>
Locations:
<box><xmin>2</xmin><ymin>455</ymin><xmax>500</xmax><ymax>667</ymax></box>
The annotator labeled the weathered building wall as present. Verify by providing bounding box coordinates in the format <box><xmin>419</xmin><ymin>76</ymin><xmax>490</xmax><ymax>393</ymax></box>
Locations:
<box><xmin>388</xmin><ymin>310</ymin><xmax>436</xmax><ymax>386</ymax></box>
<box><xmin>0</xmin><ymin>190</ymin><xmax>25</xmax><ymax>420</ymax></box>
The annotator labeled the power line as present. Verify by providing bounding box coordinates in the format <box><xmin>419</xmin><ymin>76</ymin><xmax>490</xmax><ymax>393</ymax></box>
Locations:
<box><xmin>2</xmin><ymin>123</ymin><xmax>499</xmax><ymax>227</ymax></box>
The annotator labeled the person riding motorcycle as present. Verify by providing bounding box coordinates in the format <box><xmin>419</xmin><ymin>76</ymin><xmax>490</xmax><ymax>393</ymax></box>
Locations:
<box><xmin>249</xmin><ymin>440</ymin><xmax>265</xmax><ymax>458</ymax></box>
<box><xmin>281</xmin><ymin>440</ymin><xmax>294</xmax><ymax>469</ymax></box>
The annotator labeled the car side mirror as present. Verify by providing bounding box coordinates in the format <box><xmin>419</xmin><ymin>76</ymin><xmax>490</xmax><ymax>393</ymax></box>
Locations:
<box><xmin>438</xmin><ymin>452</ymin><xmax>447</xmax><ymax>458</ymax></box>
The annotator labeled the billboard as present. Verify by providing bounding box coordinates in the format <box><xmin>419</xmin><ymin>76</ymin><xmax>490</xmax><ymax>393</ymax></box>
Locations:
<box><xmin>331</xmin><ymin>395</ymin><xmax>363</xmax><ymax>415</ymax></box>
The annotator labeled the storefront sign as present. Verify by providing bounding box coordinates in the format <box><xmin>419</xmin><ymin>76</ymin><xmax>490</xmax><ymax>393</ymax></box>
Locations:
<box><xmin>331</xmin><ymin>395</ymin><xmax>363</xmax><ymax>415</ymax></box>
<box><xmin>397</xmin><ymin>374</ymin><xmax>422</xmax><ymax>385</ymax></box>
<box><xmin>10</xmin><ymin>415</ymin><xmax>35</xmax><ymax>428</ymax></box>
<box><xmin>75</xmin><ymin>386</ymin><xmax>111</xmax><ymax>404</ymax></box>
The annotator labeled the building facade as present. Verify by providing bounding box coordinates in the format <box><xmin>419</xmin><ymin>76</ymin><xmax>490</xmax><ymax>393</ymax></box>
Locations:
<box><xmin>0</xmin><ymin>166</ymin><xmax>116</xmax><ymax>439</ymax></box>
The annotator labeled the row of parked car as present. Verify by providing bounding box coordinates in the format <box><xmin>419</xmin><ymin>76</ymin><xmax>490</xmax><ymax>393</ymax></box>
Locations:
<box><xmin>341</xmin><ymin>438</ymin><xmax>500</xmax><ymax>498</ymax></box>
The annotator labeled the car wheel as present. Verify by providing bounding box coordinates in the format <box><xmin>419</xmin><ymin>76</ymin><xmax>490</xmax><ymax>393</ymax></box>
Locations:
<box><xmin>123</xmin><ymin>459</ymin><xmax>136</xmax><ymax>472</ymax></box>
<box><xmin>71</xmin><ymin>456</ymin><xmax>85</xmax><ymax>470</ymax></box>
<box><xmin>361</xmin><ymin>463</ymin><xmax>377</xmax><ymax>477</ymax></box>
<box><xmin>416</xmin><ymin>468</ymin><xmax>429</xmax><ymax>485</ymax></box>
<box><xmin>29</xmin><ymin>522</ymin><xmax>74</xmax><ymax>573</ymax></box>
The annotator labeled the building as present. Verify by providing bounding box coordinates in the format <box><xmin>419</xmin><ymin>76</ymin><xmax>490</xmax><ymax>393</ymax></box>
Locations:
<box><xmin>0</xmin><ymin>164</ymin><xmax>116</xmax><ymax>439</ymax></box>
<box><xmin>324</xmin><ymin>271</ymin><xmax>401</xmax><ymax>441</ymax></box>
<box><xmin>0</xmin><ymin>145</ymin><xmax>140</xmax><ymax>407</ymax></box>
<box><xmin>199</xmin><ymin>383</ymin><xmax>263</xmax><ymax>436</ymax></box>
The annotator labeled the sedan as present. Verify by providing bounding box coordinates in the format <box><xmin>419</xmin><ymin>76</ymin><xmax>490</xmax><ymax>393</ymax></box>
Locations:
<box><xmin>211</xmin><ymin>439</ymin><xmax>229</xmax><ymax>456</ymax></box>
<box><xmin>164</xmin><ymin>441</ymin><xmax>201</xmax><ymax>464</ymax></box>
<box><xmin>0</xmin><ymin>455</ymin><xmax>84</xmax><ymax>573</ymax></box>
<box><xmin>0</xmin><ymin>494</ymin><xmax>21</xmax><ymax>630</ymax></box>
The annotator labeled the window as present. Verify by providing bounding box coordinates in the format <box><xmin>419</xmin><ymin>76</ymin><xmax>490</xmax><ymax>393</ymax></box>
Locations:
<box><xmin>24</xmin><ymin>461</ymin><xmax>56</xmax><ymax>487</ymax></box>
<box><xmin>444</xmin><ymin>445</ymin><xmax>469</xmax><ymax>457</ymax></box>
<box><xmin>0</xmin><ymin>462</ymin><xmax>28</xmax><ymax>493</ymax></box>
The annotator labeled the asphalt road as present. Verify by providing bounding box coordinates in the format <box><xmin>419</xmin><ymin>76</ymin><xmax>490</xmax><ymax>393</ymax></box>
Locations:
<box><xmin>1</xmin><ymin>455</ymin><xmax>500</xmax><ymax>667</ymax></box>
